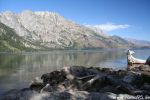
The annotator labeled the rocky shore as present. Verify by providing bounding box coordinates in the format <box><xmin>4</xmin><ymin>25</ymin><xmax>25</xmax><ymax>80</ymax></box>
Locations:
<box><xmin>1</xmin><ymin>65</ymin><xmax>150</xmax><ymax>100</ymax></box>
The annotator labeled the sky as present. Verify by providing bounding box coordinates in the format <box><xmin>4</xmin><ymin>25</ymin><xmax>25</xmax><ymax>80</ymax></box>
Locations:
<box><xmin>0</xmin><ymin>0</ymin><xmax>150</xmax><ymax>41</ymax></box>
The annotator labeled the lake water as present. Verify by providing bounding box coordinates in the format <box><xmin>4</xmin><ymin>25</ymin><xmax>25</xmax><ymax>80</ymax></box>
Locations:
<box><xmin>0</xmin><ymin>49</ymin><xmax>150</xmax><ymax>95</ymax></box>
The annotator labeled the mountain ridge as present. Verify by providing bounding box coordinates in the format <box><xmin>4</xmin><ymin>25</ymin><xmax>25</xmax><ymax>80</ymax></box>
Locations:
<box><xmin>0</xmin><ymin>11</ymin><xmax>149</xmax><ymax>52</ymax></box>
<box><xmin>125</xmin><ymin>38</ymin><xmax>150</xmax><ymax>48</ymax></box>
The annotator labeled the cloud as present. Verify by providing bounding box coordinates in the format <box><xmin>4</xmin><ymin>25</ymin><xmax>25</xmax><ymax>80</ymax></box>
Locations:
<box><xmin>86</xmin><ymin>23</ymin><xmax>130</xmax><ymax>32</ymax></box>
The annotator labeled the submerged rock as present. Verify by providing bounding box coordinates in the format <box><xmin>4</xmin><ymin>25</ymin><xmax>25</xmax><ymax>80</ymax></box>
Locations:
<box><xmin>1</xmin><ymin>66</ymin><xmax>150</xmax><ymax>100</ymax></box>
<box><xmin>0</xmin><ymin>88</ymin><xmax>38</xmax><ymax>100</ymax></box>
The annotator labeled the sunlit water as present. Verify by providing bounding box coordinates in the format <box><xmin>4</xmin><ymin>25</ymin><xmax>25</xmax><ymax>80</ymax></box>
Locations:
<box><xmin>0</xmin><ymin>49</ymin><xmax>150</xmax><ymax>95</ymax></box>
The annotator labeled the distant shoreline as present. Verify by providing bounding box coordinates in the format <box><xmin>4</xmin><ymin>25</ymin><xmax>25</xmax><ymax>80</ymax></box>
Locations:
<box><xmin>0</xmin><ymin>47</ymin><xmax>150</xmax><ymax>54</ymax></box>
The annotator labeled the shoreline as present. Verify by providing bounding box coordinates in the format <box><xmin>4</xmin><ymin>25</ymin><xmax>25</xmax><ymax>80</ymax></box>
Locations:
<box><xmin>1</xmin><ymin>65</ymin><xmax>150</xmax><ymax>100</ymax></box>
<box><xmin>1</xmin><ymin>48</ymin><xmax>150</xmax><ymax>54</ymax></box>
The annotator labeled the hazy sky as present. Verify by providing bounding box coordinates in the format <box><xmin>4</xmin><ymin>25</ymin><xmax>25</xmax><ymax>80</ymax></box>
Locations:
<box><xmin>0</xmin><ymin>0</ymin><xmax>150</xmax><ymax>41</ymax></box>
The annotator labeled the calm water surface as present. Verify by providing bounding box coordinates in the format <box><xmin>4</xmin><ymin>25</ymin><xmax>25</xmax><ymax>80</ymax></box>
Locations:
<box><xmin>0</xmin><ymin>49</ymin><xmax>150</xmax><ymax>94</ymax></box>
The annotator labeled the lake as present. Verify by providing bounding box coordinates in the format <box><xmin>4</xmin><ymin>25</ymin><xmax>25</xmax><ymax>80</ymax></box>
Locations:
<box><xmin>0</xmin><ymin>49</ymin><xmax>150</xmax><ymax>95</ymax></box>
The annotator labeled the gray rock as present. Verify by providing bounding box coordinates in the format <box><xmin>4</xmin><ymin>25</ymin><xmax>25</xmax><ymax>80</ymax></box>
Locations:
<box><xmin>146</xmin><ymin>56</ymin><xmax>150</xmax><ymax>66</ymax></box>
<box><xmin>2</xmin><ymin>66</ymin><xmax>150</xmax><ymax>99</ymax></box>
<box><xmin>139</xmin><ymin>65</ymin><xmax>150</xmax><ymax>72</ymax></box>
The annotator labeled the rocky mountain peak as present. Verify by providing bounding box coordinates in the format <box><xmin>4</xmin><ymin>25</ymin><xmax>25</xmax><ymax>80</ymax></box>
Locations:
<box><xmin>0</xmin><ymin>11</ymin><xmax>149</xmax><ymax>51</ymax></box>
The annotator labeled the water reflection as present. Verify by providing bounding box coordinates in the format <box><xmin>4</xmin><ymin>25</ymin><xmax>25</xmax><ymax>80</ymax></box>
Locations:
<box><xmin>0</xmin><ymin>49</ymin><xmax>150</xmax><ymax>94</ymax></box>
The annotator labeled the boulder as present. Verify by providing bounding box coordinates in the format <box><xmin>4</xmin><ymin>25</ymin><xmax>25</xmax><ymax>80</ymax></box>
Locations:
<box><xmin>1</xmin><ymin>66</ymin><xmax>150</xmax><ymax>100</ymax></box>
<box><xmin>146</xmin><ymin>56</ymin><xmax>150</xmax><ymax>66</ymax></box>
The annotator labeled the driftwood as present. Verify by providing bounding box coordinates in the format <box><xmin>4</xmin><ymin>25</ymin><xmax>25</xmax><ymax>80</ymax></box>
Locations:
<box><xmin>127</xmin><ymin>50</ymin><xmax>150</xmax><ymax>72</ymax></box>
<box><xmin>81</xmin><ymin>75</ymin><xmax>103</xmax><ymax>90</ymax></box>
<box><xmin>76</xmin><ymin>74</ymin><xmax>95</xmax><ymax>80</ymax></box>
<box><xmin>127</xmin><ymin>50</ymin><xmax>146</xmax><ymax>65</ymax></box>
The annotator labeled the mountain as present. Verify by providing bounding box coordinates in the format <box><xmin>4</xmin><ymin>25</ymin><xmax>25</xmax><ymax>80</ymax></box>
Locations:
<box><xmin>125</xmin><ymin>38</ymin><xmax>150</xmax><ymax>48</ymax></box>
<box><xmin>0</xmin><ymin>21</ymin><xmax>26</xmax><ymax>52</ymax></box>
<box><xmin>0</xmin><ymin>10</ymin><xmax>145</xmax><ymax>52</ymax></box>
<box><xmin>85</xmin><ymin>25</ymin><xmax>108</xmax><ymax>37</ymax></box>
<box><xmin>0</xmin><ymin>22</ymin><xmax>42</xmax><ymax>52</ymax></box>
